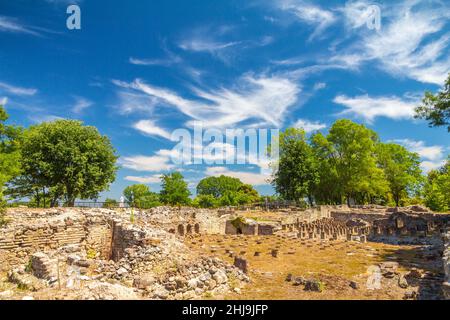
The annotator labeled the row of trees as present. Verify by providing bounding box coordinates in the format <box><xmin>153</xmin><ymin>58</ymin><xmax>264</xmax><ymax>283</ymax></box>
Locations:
<box><xmin>273</xmin><ymin>73</ymin><xmax>450</xmax><ymax>211</ymax></box>
<box><xmin>273</xmin><ymin>120</ymin><xmax>425</xmax><ymax>207</ymax></box>
<box><xmin>107</xmin><ymin>174</ymin><xmax>261</xmax><ymax>209</ymax></box>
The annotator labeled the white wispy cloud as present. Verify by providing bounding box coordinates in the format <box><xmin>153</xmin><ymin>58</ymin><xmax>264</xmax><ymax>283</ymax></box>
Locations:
<box><xmin>120</xmin><ymin>154</ymin><xmax>175</xmax><ymax>172</ymax></box>
<box><xmin>124</xmin><ymin>174</ymin><xmax>162</xmax><ymax>184</ymax></box>
<box><xmin>313</xmin><ymin>82</ymin><xmax>327</xmax><ymax>90</ymax></box>
<box><xmin>112</xmin><ymin>84</ymin><xmax>160</xmax><ymax>115</ymax></box>
<box><xmin>276</xmin><ymin>0</ymin><xmax>336</xmax><ymax>41</ymax></box>
<box><xmin>129</xmin><ymin>50</ymin><xmax>182</xmax><ymax>67</ymax></box>
<box><xmin>28</xmin><ymin>114</ymin><xmax>63</xmax><ymax>124</ymax></box>
<box><xmin>0</xmin><ymin>81</ymin><xmax>37</xmax><ymax>96</ymax></box>
<box><xmin>72</xmin><ymin>97</ymin><xmax>93</xmax><ymax>114</ymax></box>
<box><xmin>133</xmin><ymin>119</ymin><xmax>173</xmax><ymax>140</ymax></box>
<box><xmin>0</xmin><ymin>16</ymin><xmax>42</xmax><ymax>36</ymax></box>
<box><xmin>113</xmin><ymin>75</ymin><xmax>300</xmax><ymax>128</ymax></box>
<box><xmin>333</xmin><ymin>94</ymin><xmax>418</xmax><ymax>122</ymax></box>
<box><xmin>0</xmin><ymin>97</ymin><xmax>7</xmax><ymax>106</ymax></box>
<box><xmin>205</xmin><ymin>166</ymin><xmax>270</xmax><ymax>186</ymax></box>
<box><xmin>337</xmin><ymin>1</ymin><xmax>450</xmax><ymax>84</ymax></box>
<box><xmin>293</xmin><ymin>119</ymin><xmax>327</xmax><ymax>133</ymax></box>
<box><xmin>177</xmin><ymin>25</ymin><xmax>242</xmax><ymax>63</ymax></box>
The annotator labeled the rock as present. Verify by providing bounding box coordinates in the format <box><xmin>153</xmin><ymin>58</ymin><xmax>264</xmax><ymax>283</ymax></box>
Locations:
<box><xmin>293</xmin><ymin>277</ymin><xmax>306</xmax><ymax>286</ymax></box>
<box><xmin>285</xmin><ymin>273</ymin><xmax>293</xmax><ymax>282</ymax></box>
<box><xmin>175</xmin><ymin>276</ymin><xmax>187</xmax><ymax>289</ymax></box>
<box><xmin>182</xmin><ymin>290</ymin><xmax>195</xmax><ymax>300</ymax></box>
<box><xmin>116</xmin><ymin>267</ymin><xmax>128</xmax><ymax>276</ymax></box>
<box><xmin>398</xmin><ymin>275</ymin><xmax>409</xmax><ymax>289</ymax></box>
<box><xmin>403</xmin><ymin>289</ymin><xmax>417</xmax><ymax>300</ymax></box>
<box><xmin>133</xmin><ymin>274</ymin><xmax>155</xmax><ymax>289</ymax></box>
<box><xmin>206</xmin><ymin>279</ymin><xmax>217</xmax><ymax>290</ymax></box>
<box><xmin>304</xmin><ymin>279</ymin><xmax>323</xmax><ymax>292</ymax></box>
<box><xmin>349</xmin><ymin>281</ymin><xmax>359</xmax><ymax>290</ymax></box>
<box><xmin>379</xmin><ymin>262</ymin><xmax>399</xmax><ymax>271</ymax></box>
<box><xmin>383</xmin><ymin>271</ymin><xmax>396</xmax><ymax>278</ymax></box>
<box><xmin>8</xmin><ymin>270</ymin><xmax>45</xmax><ymax>292</ymax></box>
<box><xmin>233</xmin><ymin>257</ymin><xmax>248</xmax><ymax>274</ymax></box>
<box><xmin>0</xmin><ymin>290</ymin><xmax>13</xmax><ymax>298</ymax></box>
<box><xmin>153</xmin><ymin>286</ymin><xmax>169</xmax><ymax>300</ymax></box>
<box><xmin>212</xmin><ymin>270</ymin><xmax>227</xmax><ymax>284</ymax></box>
<box><xmin>208</xmin><ymin>267</ymin><xmax>218</xmax><ymax>275</ymax></box>
<box><xmin>233</xmin><ymin>287</ymin><xmax>241</xmax><ymax>294</ymax></box>
<box><xmin>407</xmin><ymin>268</ymin><xmax>423</xmax><ymax>279</ymax></box>
<box><xmin>187</xmin><ymin>278</ymin><xmax>199</xmax><ymax>289</ymax></box>
<box><xmin>22</xmin><ymin>296</ymin><xmax>34</xmax><ymax>300</ymax></box>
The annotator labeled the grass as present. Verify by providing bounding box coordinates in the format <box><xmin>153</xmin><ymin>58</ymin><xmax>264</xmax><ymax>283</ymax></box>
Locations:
<box><xmin>185</xmin><ymin>233</ymin><xmax>431</xmax><ymax>300</ymax></box>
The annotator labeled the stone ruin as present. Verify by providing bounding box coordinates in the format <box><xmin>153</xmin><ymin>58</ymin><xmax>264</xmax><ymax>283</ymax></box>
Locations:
<box><xmin>0</xmin><ymin>204</ymin><xmax>449</xmax><ymax>300</ymax></box>
<box><xmin>0</xmin><ymin>207</ymin><xmax>249</xmax><ymax>300</ymax></box>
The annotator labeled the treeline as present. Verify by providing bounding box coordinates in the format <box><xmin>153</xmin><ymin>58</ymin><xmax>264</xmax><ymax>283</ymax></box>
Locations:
<box><xmin>273</xmin><ymin>119</ymin><xmax>449</xmax><ymax>211</ymax></box>
<box><xmin>107</xmin><ymin>174</ymin><xmax>261</xmax><ymax>209</ymax></box>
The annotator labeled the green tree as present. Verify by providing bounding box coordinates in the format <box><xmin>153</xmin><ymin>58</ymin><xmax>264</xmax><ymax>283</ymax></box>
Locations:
<box><xmin>192</xmin><ymin>194</ymin><xmax>218</xmax><ymax>208</ymax></box>
<box><xmin>195</xmin><ymin>176</ymin><xmax>259</xmax><ymax>207</ymax></box>
<box><xmin>17</xmin><ymin>120</ymin><xmax>118</xmax><ymax>206</ymax></box>
<box><xmin>160</xmin><ymin>172</ymin><xmax>191</xmax><ymax>206</ymax></box>
<box><xmin>196</xmin><ymin>175</ymin><xmax>243</xmax><ymax>198</ymax></box>
<box><xmin>272</xmin><ymin>128</ymin><xmax>319</xmax><ymax>205</ymax></box>
<box><xmin>376</xmin><ymin>143</ymin><xmax>423</xmax><ymax>206</ymax></box>
<box><xmin>311</xmin><ymin>120</ymin><xmax>386</xmax><ymax>205</ymax></box>
<box><xmin>415</xmin><ymin>73</ymin><xmax>450</xmax><ymax>132</ymax></box>
<box><xmin>0</xmin><ymin>105</ymin><xmax>22</xmax><ymax>224</ymax></box>
<box><xmin>123</xmin><ymin>184</ymin><xmax>160</xmax><ymax>208</ymax></box>
<box><xmin>423</xmin><ymin>159</ymin><xmax>450</xmax><ymax>212</ymax></box>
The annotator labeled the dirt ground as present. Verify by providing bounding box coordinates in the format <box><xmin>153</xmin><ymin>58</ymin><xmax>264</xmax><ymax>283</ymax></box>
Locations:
<box><xmin>185</xmin><ymin>234</ymin><xmax>444</xmax><ymax>300</ymax></box>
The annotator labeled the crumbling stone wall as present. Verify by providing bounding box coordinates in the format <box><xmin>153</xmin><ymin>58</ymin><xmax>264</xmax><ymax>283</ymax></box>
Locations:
<box><xmin>441</xmin><ymin>228</ymin><xmax>450</xmax><ymax>299</ymax></box>
<box><xmin>0</xmin><ymin>208</ymin><xmax>113</xmax><ymax>271</ymax></box>
<box><xmin>371</xmin><ymin>211</ymin><xmax>449</xmax><ymax>240</ymax></box>
<box><xmin>290</xmin><ymin>218</ymin><xmax>370</xmax><ymax>242</ymax></box>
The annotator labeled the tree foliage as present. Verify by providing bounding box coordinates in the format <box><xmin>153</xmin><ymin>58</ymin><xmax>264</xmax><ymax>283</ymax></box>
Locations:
<box><xmin>415</xmin><ymin>73</ymin><xmax>450</xmax><ymax>132</ymax></box>
<box><xmin>272</xmin><ymin>119</ymin><xmax>426</xmax><ymax>207</ymax></box>
<box><xmin>376</xmin><ymin>143</ymin><xmax>423</xmax><ymax>206</ymax></box>
<box><xmin>160</xmin><ymin>172</ymin><xmax>191</xmax><ymax>206</ymax></box>
<box><xmin>123</xmin><ymin>184</ymin><xmax>161</xmax><ymax>208</ymax></box>
<box><xmin>272</xmin><ymin>128</ymin><xmax>318</xmax><ymax>205</ymax></box>
<box><xmin>16</xmin><ymin>120</ymin><xmax>118</xmax><ymax>206</ymax></box>
<box><xmin>423</xmin><ymin>159</ymin><xmax>450</xmax><ymax>212</ymax></box>
<box><xmin>0</xmin><ymin>105</ymin><xmax>22</xmax><ymax>223</ymax></box>
<box><xmin>194</xmin><ymin>175</ymin><xmax>259</xmax><ymax>208</ymax></box>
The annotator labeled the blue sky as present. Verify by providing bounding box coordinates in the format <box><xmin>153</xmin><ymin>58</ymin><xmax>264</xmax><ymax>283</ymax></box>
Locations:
<box><xmin>0</xmin><ymin>0</ymin><xmax>449</xmax><ymax>200</ymax></box>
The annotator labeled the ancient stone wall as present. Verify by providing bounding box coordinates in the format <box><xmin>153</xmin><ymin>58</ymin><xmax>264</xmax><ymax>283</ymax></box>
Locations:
<box><xmin>285</xmin><ymin>218</ymin><xmax>370</xmax><ymax>242</ymax></box>
<box><xmin>0</xmin><ymin>208</ymin><xmax>114</xmax><ymax>271</ymax></box>
<box><xmin>442</xmin><ymin>227</ymin><xmax>450</xmax><ymax>299</ymax></box>
<box><xmin>331</xmin><ymin>211</ymin><xmax>389</xmax><ymax>224</ymax></box>
<box><xmin>370</xmin><ymin>212</ymin><xmax>449</xmax><ymax>241</ymax></box>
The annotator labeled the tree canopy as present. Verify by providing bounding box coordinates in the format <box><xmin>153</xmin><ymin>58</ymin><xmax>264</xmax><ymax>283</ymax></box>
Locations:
<box><xmin>0</xmin><ymin>105</ymin><xmax>22</xmax><ymax>222</ymax></box>
<box><xmin>16</xmin><ymin>120</ymin><xmax>118</xmax><ymax>206</ymax></box>
<box><xmin>272</xmin><ymin>128</ymin><xmax>318</xmax><ymax>205</ymax></box>
<box><xmin>194</xmin><ymin>175</ymin><xmax>259</xmax><ymax>208</ymax></box>
<box><xmin>272</xmin><ymin>119</ymin><xmax>430</xmax><ymax>207</ymax></box>
<box><xmin>376</xmin><ymin>143</ymin><xmax>423</xmax><ymax>206</ymax></box>
<box><xmin>160</xmin><ymin>172</ymin><xmax>191</xmax><ymax>206</ymax></box>
<box><xmin>123</xmin><ymin>184</ymin><xmax>160</xmax><ymax>208</ymax></box>
<box><xmin>415</xmin><ymin>73</ymin><xmax>450</xmax><ymax>132</ymax></box>
<box><xmin>423</xmin><ymin>159</ymin><xmax>450</xmax><ymax>212</ymax></box>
